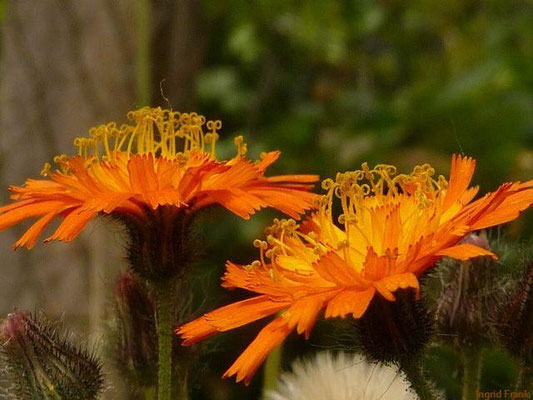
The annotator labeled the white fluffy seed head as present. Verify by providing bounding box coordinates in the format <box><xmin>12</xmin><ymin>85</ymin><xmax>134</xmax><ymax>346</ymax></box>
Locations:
<box><xmin>265</xmin><ymin>352</ymin><xmax>418</xmax><ymax>400</ymax></box>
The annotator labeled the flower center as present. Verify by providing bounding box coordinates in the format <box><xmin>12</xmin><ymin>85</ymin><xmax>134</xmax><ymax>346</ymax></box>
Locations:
<box><xmin>320</xmin><ymin>162</ymin><xmax>449</xmax><ymax>233</ymax></box>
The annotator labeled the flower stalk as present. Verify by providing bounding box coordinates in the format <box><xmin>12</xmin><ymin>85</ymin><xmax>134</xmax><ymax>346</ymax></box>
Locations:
<box><xmin>111</xmin><ymin>270</ymin><xmax>195</xmax><ymax>399</ymax></box>
<box><xmin>399</xmin><ymin>360</ymin><xmax>438</xmax><ymax>400</ymax></box>
<box><xmin>124</xmin><ymin>211</ymin><xmax>193</xmax><ymax>400</ymax></box>
<box><xmin>155</xmin><ymin>280</ymin><xmax>177</xmax><ymax>400</ymax></box>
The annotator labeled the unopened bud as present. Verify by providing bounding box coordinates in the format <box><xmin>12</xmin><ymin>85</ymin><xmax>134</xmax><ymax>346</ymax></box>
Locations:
<box><xmin>109</xmin><ymin>271</ymin><xmax>198</xmax><ymax>395</ymax></box>
<box><xmin>435</xmin><ymin>233</ymin><xmax>503</xmax><ymax>347</ymax></box>
<box><xmin>0</xmin><ymin>310</ymin><xmax>104</xmax><ymax>399</ymax></box>
<box><xmin>495</xmin><ymin>261</ymin><xmax>533</xmax><ymax>366</ymax></box>
<box><xmin>112</xmin><ymin>271</ymin><xmax>158</xmax><ymax>388</ymax></box>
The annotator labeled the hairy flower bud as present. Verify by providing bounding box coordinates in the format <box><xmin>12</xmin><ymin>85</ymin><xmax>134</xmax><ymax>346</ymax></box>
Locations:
<box><xmin>113</xmin><ymin>271</ymin><xmax>158</xmax><ymax>388</ymax></box>
<box><xmin>0</xmin><ymin>310</ymin><xmax>104</xmax><ymax>400</ymax></box>
<box><xmin>496</xmin><ymin>261</ymin><xmax>533</xmax><ymax>366</ymax></box>
<box><xmin>435</xmin><ymin>233</ymin><xmax>502</xmax><ymax>348</ymax></box>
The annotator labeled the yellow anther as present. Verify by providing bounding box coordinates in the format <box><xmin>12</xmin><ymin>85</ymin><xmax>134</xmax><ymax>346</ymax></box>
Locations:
<box><xmin>338</xmin><ymin>239</ymin><xmax>349</xmax><ymax>249</ymax></box>
<box><xmin>233</xmin><ymin>135</ymin><xmax>247</xmax><ymax>158</ymax></box>
<box><xmin>253</xmin><ymin>239</ymin><xmax>268</xmax><ymax>250</ymax></box>
<box><xmin>40</xmin><ymin>163</ymin><xmax>52</xmax><ymax>177</ymax></box>
<box><xmin>318</xmin><ymin>160</ymin><xmax>447</xmax><ymax>244</ymax></box>
<box><xmin>321</xmin><ymin>178</ymin><xmax>335</xmax><ymax>190</ymax></box>
<box><xmin>313</xmin><ymin>245</ymin><xmax>325</xmax><ymax>255</ymax></box>
<box><xmin>437</xmin><ymin>175</ymin><xmax>449</xmax><ymax>189</ymax></box>
<box><xmin>55</xmin><ymin>107</ymin><xmax>232</xmax><ymax>170</ymax></box>
<box><xmin>52</xmin><ymin>155</ymin><xmax>69</xmax><ymax>173</ymax></box>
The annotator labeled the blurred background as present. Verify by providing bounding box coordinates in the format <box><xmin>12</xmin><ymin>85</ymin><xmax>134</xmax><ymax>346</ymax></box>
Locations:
<box><xmin>0</xmin><ymin>0</ymin><xmax>532</xmax><ymax>398</ymax></box>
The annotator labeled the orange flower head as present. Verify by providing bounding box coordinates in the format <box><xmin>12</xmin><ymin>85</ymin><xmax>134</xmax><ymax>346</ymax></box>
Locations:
<box><xmin>178</xmin><ymin>155</ymin><xmax>533</xmax><ymax>384</ymax></box>
<box><xmin>0</xmin><ymin>107</ymin><xmax>319</xmax><ymax>250</ymax></box>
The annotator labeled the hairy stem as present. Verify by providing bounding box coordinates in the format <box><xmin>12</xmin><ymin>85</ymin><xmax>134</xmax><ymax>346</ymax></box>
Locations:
<box><xmin>155</xmin><ymin>281</ymin><xmax>175</xmax><ymax>400</ymax></box>
<box><xmin>462</xmin><ymin>347</ymin><xmax>482</xmax><ymax>400</ymax></box>
<box><xmin>400</xmin><ymin>360</ymin><xmax>438</xmax><ymax>400</ymax></box>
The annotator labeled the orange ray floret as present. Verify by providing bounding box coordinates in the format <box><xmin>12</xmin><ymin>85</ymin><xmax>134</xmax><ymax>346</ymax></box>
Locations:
<box><xmin>177</xmin><ymin>154</ymin><xmax>533</xmax><ymax>384</ymax></box>
<box><xmin>0</xmin><ymin>108</ymin><xmax>319</xmax><ymax>249</ymax></box>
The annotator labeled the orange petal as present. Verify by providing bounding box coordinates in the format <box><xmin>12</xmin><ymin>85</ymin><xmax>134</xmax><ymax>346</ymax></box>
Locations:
<box><xmin>45</xmin><ymin>209</ymin><xmax>97</xmax><ymax>243</ymax></box>
<box><xmin>264</xmin><ymin>175</ymin><xmax>320</xmax><ymax>184</ymax></box>
<box><xmin>202</xmin><ymin>158</ymin><xmax>259</xmax><ymax>191</ymax></box>
<box><xmin>469</xmin><ymin>187</ymin><xmax>533</xmax><ymax>230</ymax></box>
<box><xmin>443</xmin><ymin>154</ymin><xmax>476</xmax><ymax>210</ymax></box>
<box><xmin>13</xmin><ymin>211</ymin><xmax>58</xmax><ymax>250</ymax></box>
<box><xmin>177</xmin><ymin>317</ymin><xmax>219</xmax><ymax>346</ymax></box>
<box><xmin>437</xmin><ymin>243</ymin><xmax>497</xmax><ymax>260</ymax></box>
<box><xmin>0</xmin><ymin>200</ymin><xmax>67</xmax><ymax>230</ymax></box>
<box><xmin>324</xmin><ymin>287</ymin><xmax>375</xmax><ymax>319</ymax></box>
<box><xmin>204</xmin><ymin>295</ymin><xmax>290</xmax><ymax>331</ymax></box>
<box><xmin>223</xmin><ymin>317</ymin><xmax>292</xmax><ymax>385</ymax></box>
<box><xmin>255</xmin><ymin>151</ymin><xmax>281</xmax><ymax>171</ymax></box>
<box><xmin>374</xmin><ymin>273</ymin><xmax>420</xmax><ymax>301</ymax></box>
<box><xmin>127</xmin><ymin>154</ymin><xmax>159</xmax><ymax>195</ymax></box>
<box><xmin>177</xmin><ymin>295</ymin><xmax>290</xmax><ymax>347</ymax></box>
<box><xmin>286</xmin><ymin>291</ymin><xmax>337</xmax><ymax>338</ymax></box>
<box><xmin>247</xmin><ymin>187</ymin><xmax>317</xmax><ymax>219</ymax></box>
<box><xmin>199</xmin><ymin>189</ymin><xmax>265</xmax><ymax>219</ymax></box>
<box><xmin>363</xmin><ymin>247</ymin><xmax>397</xmax><ymax>281</ymax></box>
<box><xmin>313</xmin><ymin>251</ymin><xmax>366</xmax><ymax>287</ymax></box>
<box><xmin>0</xmin><ymin>198</ymin><xmax>37</xmax><ymax>214</ymax></box>
<box><xmin>221</xmin><ymin>261</ymin><xmax>251</xmax><ymax>289</ymax></box>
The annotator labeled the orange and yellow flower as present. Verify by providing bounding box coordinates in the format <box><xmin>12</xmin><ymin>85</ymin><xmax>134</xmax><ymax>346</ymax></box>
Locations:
<box><xmin>0</xmin><ymin>108</ymin><xmax>318</xmax><ymax>249</ymax></box>
<box><xmin>178</xmin><ymin>155</ymin><xmax>533</xmax><ymax>384</ymax></box>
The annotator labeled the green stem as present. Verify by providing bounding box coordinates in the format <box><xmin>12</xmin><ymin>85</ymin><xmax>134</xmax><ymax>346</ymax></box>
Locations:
<box><xmin>262</xmin><ymin>344</ymin><xmax>282</xmax><ymax>395</ymax></box>
<box><xmin>462</xmin><ymin>347</ymin><xmax>483</xmax><ymax>400</ymax></box>
<box><xmin>155</xmin><ymin>281</ymin><xmax>175</xmax><ymax>400</ymax></box>
<box><xmin>400</xmin><ymin>360</ymin><xmax>438</xmax><ymax>400</ymax></box>
<box><xmin>135</xmin><ymin>0</ymin><xmax>151</xmax><ymax>106</ymax></box>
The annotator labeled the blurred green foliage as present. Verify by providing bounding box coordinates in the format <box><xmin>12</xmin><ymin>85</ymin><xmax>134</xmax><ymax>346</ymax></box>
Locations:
<box><xmin>184</xmin><ymin>0</ymin><xmax>533</xmax><ymax>398</ymax></box>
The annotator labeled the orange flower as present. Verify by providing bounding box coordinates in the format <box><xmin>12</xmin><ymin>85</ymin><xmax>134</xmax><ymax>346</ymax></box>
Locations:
<box><xmin>178</xmin><ymin>155</ymin><xmax>533</xmax><ymax>384</ymax></box>
<box><xmin>0</xmin><ymin>108</ymin><xmax>318</xmax><ymax>250</ymax></box>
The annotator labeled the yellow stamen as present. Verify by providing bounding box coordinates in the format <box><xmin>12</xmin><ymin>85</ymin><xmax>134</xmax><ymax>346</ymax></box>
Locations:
<box><xmin>234</xmin><ymin>135</ymin><xmax>248</xmax><ymax>158</ymax></box>
<box><xmin>40</xmin><ymin>163</ymin><xmax>52</xmax><ymax>177</ymax></box>
<box><xmin>66</xmin><ymin>107</ymin><xmax>222</xmax><ymax>165</ymax></box>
